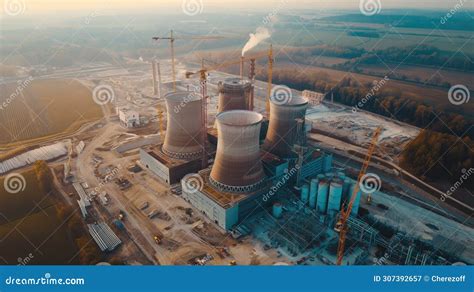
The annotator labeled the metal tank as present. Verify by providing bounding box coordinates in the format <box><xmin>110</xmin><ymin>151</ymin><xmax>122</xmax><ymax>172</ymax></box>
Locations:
<box><xmin>349</xmin><ymin>183</ymin><xmax>362</xmax><ymax>217</ymax></box>
<box><xmin>309</xmin><ymin>178</ymin><xmax>318</xmax><ymax>209</ymax></box>
<box><xmin>210</xmin><ymin>110</ymin><xmax>266</xmax><ymax>193</ymax></box>
<box><xmin>328</xmin><ymin>179</ymin><xmax>343</xmax><ymax>216</ymax></box>
<box><xmin>300</xmin><ymin>183</ymin><xmax>309</xmax><ymax>204</ymax></box>
<box><xmin>162</xmin><ymin>91</ymin><xmax>203</xmax><ymax>160</ymax></box>
<box><xmin>263</xmin><ymin>95</ymin><xmax>308</xmax><ymax>158</ymax></box>
<box><xmin>342</xmin><ymin>178</ymin><xmax>352</xmax><ymax>204</ymax></box>
<box><xmin>217</xmin><ymin>78</ymin><xmax>253</xmax><ymax>113</ymax></box>
<box><xmin>272</xmin><ymin>202</ymin><xmax>283</xmax><ymax>218</ymax></box>
<box><xmin>316</xmin><ymin>180</ymin><xmax>329</xmax><ymax>214</ymax></box>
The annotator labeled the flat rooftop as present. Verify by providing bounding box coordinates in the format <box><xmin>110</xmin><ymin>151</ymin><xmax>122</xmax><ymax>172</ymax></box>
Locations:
<box><xmin>198</xmin><ymin>169</ymin><xmax>269</xmax><ymax>209</ymax></box>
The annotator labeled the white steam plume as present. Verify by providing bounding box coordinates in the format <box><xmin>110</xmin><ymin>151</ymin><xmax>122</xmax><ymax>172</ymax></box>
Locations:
<box><xmin>242</xmin><ymin>27</ymin><xmax>271</xmax><ymax>56</ymax></box>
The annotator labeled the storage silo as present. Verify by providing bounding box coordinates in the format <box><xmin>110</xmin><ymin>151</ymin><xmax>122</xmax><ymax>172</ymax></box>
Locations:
<box><xmin>300</xmin><ymin>184</ymin><xmax>309</xmax><ymax>204</ymax></box>
<box><xmin>273</xmin><ymin>202</ymin><xmax>283</xmax><ymax>218</ymax></box>
<box><xmin>217</xmin><ymin>78</ymin><xmax>253</xmax><ymax>113</ymax></box>
<box><xmin>349</xmin><ymin>183</ymin><xmax>362</xmax><ymax>217</ymax></box>
<box><xmin>342</xmin><ymin>178</ymin><xmax>352</xmax><ymax>204</ymax></box>
<box><xmin>327</xmin><ymin>179</ymin><xmax>343</xmax><ymax>216</ymax></box>
<box><xmin>316</xmin><ymin>180</ymin><xmax>329</xmax><ymax>214</ymax></box>
<box><xmin>210</xmin><ymin>110</ymin><xmax>266</xmax><ymax>193</ymax></box>
<box><xmin>309</xmin><ymin>178</ymin><xmax>318</xmax><ymax>209</ymax></box>
<box><xmin>162</xmin><ymin>91</ymin><xmax>203</xmax><ymax>160</ymax></box>
<box><xmin>263</xmin><ymin>95</ymin><xmax>308</xmax><ymax>158</ymax></box>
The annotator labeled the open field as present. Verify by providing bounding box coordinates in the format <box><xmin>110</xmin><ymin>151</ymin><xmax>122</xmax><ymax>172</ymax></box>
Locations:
<box><xmin>0</xmin><ymin>78</ymin><xmax>103</xmax><ymax>145</ymax></box>
<box><xmin>0</xmin><ymin>170</ymin><xmax>80</xmax><ymax>265</ymax></box>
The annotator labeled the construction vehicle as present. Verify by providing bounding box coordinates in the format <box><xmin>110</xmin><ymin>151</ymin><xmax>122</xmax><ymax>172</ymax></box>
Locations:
<box><xmin>153</xmin><ymin>234</ymin><xmax>162</xmax><ymax>244</ymax></box>
<box><xmin>334</xmin><ymin>127</ymin><xmax>382</xmax><ymax>265</ymax></box>
<box><xmin>152</xmin><ymin>30</ymin><xmax>225</xmax><ymax>92</ymax></box>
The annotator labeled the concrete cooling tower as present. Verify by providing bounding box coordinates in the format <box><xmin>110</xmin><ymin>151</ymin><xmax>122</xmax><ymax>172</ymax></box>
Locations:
<box><xmin>210</xmin><ymin>110</ymin><xmax>266</xmax><ymax>193</ymax></box>
<box><xmin>263</xmin><ymin>95</ymin><xmax>308</xmax><ymax>158</ymax></box>
<box><xmin>162</xmin><ymin>91</ymin><xmax>204</xmax><ymax>160</ymax></box>
<box><xmin>217</xmin><ymin>78</ymin><xmax>253</xmax><ymax>113</ymax></box>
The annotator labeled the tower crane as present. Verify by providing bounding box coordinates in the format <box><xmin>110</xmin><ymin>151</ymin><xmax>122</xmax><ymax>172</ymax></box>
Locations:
<box><xmin>152</xmin><ymin>30</ymin><xmax>224</xmax><ymax>92</ymax></box>
<box><xmin>334</xmin><ymin>126</ymin><xmax>382</xmax><ymax>265</ymax></box>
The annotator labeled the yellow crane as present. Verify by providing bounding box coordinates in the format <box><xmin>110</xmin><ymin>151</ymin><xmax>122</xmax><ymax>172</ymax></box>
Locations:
<box><xmin>335</xmin><ymin>126</ymin><xmax>382</xmax><ymax>265</ymax></box>
<box><xmin>152</xmin><ymin>30</ymin><xmax>224</xmax><ymax>92</ymax></box>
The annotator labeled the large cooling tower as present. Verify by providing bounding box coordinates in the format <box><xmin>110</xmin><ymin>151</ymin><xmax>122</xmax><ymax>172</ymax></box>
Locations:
<box><xmin>263</xmin><ymin>95</ymin><xmax>308</xmax><ymax>158</ymax></box>
<box><xmin>217</xmin><ymin>78</ymin><xmax>253</xmax><ymax>113</ymax></box>
<box><xmin>210</xmin><ymin>110</ymin><xmax>265</xmax><ymax>193</ymax></box>
<box><xmin>162</xmin><ymin>91</ymin><xmax>204</xmax><ymax>160</ymax></box>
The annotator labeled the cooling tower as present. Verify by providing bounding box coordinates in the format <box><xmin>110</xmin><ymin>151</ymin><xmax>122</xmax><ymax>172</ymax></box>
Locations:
<box><xmin>263</xmin><ymin>95</ymin><xmax>308</xmax><ymax>158</ymax></box>
<box><xmin>210</xmin><ymin>110</ymin><xmax>265</xmax><ymax>193</ymax></box>
<box><xmin>162</xmin><ymin>91</ymin><xmax>204</xmax><ymax>160</ymax></box>
<box><xmin>217</xmin><ymin>78</ymin><xmax>253</xmax><ymax>113</ymax></box>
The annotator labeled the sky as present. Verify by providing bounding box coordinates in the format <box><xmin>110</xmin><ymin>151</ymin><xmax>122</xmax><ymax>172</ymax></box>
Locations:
<box><xmin>1</xmin><ymin>0</ymin><xmax>469</xmax><ymax>17</ymax></box>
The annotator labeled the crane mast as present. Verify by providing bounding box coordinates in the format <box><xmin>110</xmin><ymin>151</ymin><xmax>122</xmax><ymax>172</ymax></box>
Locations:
<box><xmin>335</xmin><ymin>126</ymin><xmax>382</xmax><ymax>265</ymax></box>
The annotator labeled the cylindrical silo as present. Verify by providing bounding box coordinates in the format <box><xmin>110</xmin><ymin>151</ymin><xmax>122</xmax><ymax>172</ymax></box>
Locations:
<box><xmin>316</xmin><ymin>180</ymin><xmax>329</xmax><ymax>214</ymax></box>
<box><xmin>328</xmin><ymin>179</ymin><xmax>343</xmax><ymax>216</ymax></box>
<box><xmin>342</xmin><ymin>178</ymin><xmax>352</xmax><ymax>204</ymax></box>
<box><xmin>217</xmin><ymin>78</ymin><xmax>253</xmax><ymax>113</ymax></box>
<box><xmin>309</xmin><ymin>178</ymin><xmax>318</xmax><ymax>209</ymax></box>
<box><xmin>300</xmin><ymin>183</ymin><xmax>309</xmax><ymax>204</ymax></box>
<box><xmin>162</xmin><ymin>91</ymin><xmax>203</xmax><ymax>160</ymax></box>
<box><xmin>349</xmin><ymin>183</ymin><xmax>362</xmax><ymax>217</ymax></box>
<box><xmin>337</xmin><ymin>171</ymin><xmax>346</xmax><ymax>180</ymax></box>
<box><xmin>272</xmin><ymin>202</ymin><xmax>283</xmax><ymax>218</ymax></box>
<box><xmin>263</xmin><ymin>95</ymin><xmax>308</xmax><ymax>158</ymax></box>
<box><xmin>210</xmin><ymin>110</ymin><xmax>266</xmax><ymax>193</ymax></box>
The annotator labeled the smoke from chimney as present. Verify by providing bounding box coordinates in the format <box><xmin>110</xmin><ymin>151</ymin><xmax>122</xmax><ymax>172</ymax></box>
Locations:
<box><xmin>242</xmin><ymin>27</ymin><xmax>271</xmax><ymax>56</ymax></box>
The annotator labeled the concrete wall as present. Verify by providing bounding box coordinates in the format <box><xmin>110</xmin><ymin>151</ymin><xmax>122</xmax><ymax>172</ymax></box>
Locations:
<box><xmin>182</xmin><ymin>187</ymin><xmax>239</xmax><ymax>231</ymax></box>
<box><xmin>140</xmin><ymin>149</ymin><xmax>170</xmax><ymax>183</ymax></box>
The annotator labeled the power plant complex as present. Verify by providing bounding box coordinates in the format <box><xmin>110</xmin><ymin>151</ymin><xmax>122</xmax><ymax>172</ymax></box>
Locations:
<box><xmin>141</xmin><ymin>67</ymin><xmax>337</xmax><ymax>231</ymax></box>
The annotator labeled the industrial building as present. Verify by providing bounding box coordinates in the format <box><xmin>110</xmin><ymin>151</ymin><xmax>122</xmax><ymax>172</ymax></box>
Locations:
<box><xmin>117</xmin><ymin>107</ymin><xmax>140</xmax><ymax>128</ymax></box>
